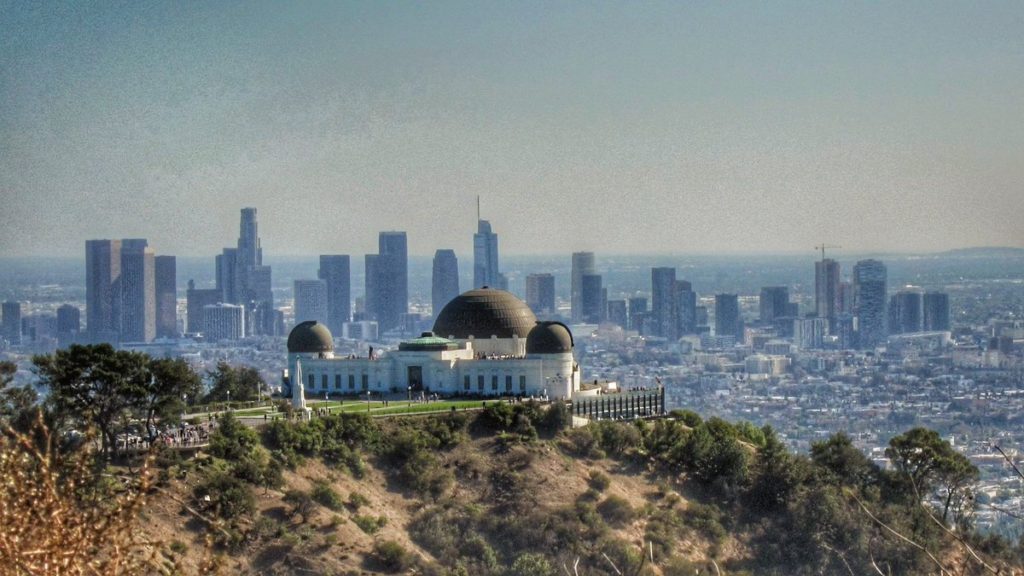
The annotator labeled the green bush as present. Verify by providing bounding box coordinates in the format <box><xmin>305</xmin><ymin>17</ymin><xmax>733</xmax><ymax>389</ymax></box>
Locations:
<box><xmin>507</xmin><ymin>552</ymin><xmax>556</xmax><ymax>576</ymax></box>
<box><xmin>354</xmin><ymin>514</ymin><xmax>388</xmax><ymax>534</ymax></box>
<box><xmin>373</xmin><ymin>540</ymin><xmax>412</xmax><ymax>572</ymax></box>
<box><xmin>193</xmin><ymin>469</ymin><xmax>255</xmax><ymax>522</ymax></box>
<box><xmin>597</xmin><ymin>495</ymin><xmax>635</xmax><ymax>526</ymax></box>
<box><xmin>168</xmin><ymin>540</ymin><xmax>188</xmax><ymax>554</ymax></box>
<box><xmin>311</xmin><ymin>481</ymin><xmax>345</xmax><ymax>511</ymax></box>
<box><xmin>588</xmin><ymin>470</ymin><xmax>611</xmax><ymax>492</ymax></box>
<box><xmin>348</xmin><ymin>491</ymin><xmax>370</xmax><ymax>511</ymax></box>
<box><xmin>283</xmin><ymin>489</ymin><xmax>316</xmax><ymax>521</ymax></box>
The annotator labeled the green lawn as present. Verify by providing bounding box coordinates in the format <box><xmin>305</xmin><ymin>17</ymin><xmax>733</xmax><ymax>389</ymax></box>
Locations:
<box><xmin>204</xmin><ymin>398</ymin><xmax>497</xmax><ymax>420</ymax></box>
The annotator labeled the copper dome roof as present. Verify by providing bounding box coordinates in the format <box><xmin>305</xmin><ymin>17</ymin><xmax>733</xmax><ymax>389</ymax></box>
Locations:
<box><xmin>526</xmin><ymin>321</ymin><xmax>574</xmax><ymax>354</ymax></box>
<box><xmin>432</xmin><ymin>287</ymin><xmax>537</xmax><ymax>339</ymax></box>
<box><xmin>287</xmin><ymin>321</ymin><xmax>334</xmax><ymax>354</ymax></box>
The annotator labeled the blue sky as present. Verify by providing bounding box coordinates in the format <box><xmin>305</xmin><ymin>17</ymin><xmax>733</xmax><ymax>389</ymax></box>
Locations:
<box><xmin>2</xmin><ymin>1</ymin><xmax>1023</xmax><ymax>257</ymax></box>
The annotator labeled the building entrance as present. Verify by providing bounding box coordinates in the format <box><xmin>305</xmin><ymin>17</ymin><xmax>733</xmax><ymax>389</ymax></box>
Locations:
<box><xmin>407</xmin><ymin>366</ymin><xmax>423</xmax><ymax>391</ymax></box>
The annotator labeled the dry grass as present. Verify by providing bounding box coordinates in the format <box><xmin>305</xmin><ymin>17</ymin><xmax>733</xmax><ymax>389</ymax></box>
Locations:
<box><xmin>0</xmin><ymin>416</ymin><xmax>167</xmax><ymax>576</ymax></box>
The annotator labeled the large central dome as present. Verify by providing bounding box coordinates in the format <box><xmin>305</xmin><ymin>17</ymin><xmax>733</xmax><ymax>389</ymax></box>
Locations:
<box><xmin>433</xmin><ymin>287</ymin><xmax>538</xmax><ymax>339</ymax></box>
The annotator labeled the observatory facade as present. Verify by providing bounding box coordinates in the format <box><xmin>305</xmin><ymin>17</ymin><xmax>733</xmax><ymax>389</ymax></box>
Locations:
<box><xmin>285</xmin><ymin>288</ymin><xmax>581</xmax><ymax>401</ymax></box>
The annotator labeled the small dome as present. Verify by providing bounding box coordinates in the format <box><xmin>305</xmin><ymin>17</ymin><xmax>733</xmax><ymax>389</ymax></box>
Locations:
<box><xmin>526</xmin><ymin>321</ymin><xmax>574</xmax><ymax>354</ymax></box>
<box><xmin>433</xmin><ymin>287</ymin><xmax>537</xmax><ymax>339</ymax></box>
<box><xmin>287</xmin><ymin>321</ymin><xmax>334</xmax><ymax>354</ymax></box>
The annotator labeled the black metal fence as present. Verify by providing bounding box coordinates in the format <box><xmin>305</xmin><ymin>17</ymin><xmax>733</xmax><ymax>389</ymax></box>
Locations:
<box><xmin>570</xmin><ymin>387</ymin><xmax>665</xmax><ymax>421</ymax></box>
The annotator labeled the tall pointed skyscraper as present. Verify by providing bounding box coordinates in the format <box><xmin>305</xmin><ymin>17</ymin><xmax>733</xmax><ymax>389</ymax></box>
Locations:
<box><xmin>473</xmin><ymin>199</ymin><xmax>505</xmax><ymax>290</ymax></box>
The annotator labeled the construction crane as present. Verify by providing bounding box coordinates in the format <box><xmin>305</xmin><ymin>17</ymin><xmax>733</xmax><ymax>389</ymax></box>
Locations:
<box><xmin>815</xmin><ymin>244</ymin><xmax>841</xmax><ymax>260</ymax></box>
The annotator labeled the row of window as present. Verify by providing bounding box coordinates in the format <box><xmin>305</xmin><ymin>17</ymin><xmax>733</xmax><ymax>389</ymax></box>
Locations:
<box><xmin>463</xmin><ymin>374</ymin><xmax>527</xmax><ymax>393</ymax></box>
<box><xmin>304</xmin><ymin>372</ymin><xmax>528</xmax><ymax>393</ymax></box>
<box><xmin>309</xmin><ymin>373</ymin><xmax>370</xmax><ymax>391</ymax></box>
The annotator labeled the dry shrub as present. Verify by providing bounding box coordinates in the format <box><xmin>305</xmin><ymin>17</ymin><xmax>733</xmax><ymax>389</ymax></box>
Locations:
<box><xmin>0</xmin><ymin>417</ymin><xmax>164</xmax><ymax>575</ymax></box>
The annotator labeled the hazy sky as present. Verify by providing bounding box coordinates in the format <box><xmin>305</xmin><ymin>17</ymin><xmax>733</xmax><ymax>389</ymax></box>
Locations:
<box><xmin>2</xmin><ymin>1</ymin><xmax>1023</xmax><ymax>258</ymax></box>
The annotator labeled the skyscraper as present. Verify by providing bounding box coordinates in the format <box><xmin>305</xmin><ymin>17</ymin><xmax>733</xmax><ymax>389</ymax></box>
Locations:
<box><xmin>525</xmin><ymin>273</ymin><xmax>555</xmax><ymax>316</ymax></box>
<box><xmin>759</xmin><ymin>286</ymin><xmax>790</xmax><ymax>324</ymax></box>
<box><xmin>56</xmin><ymin>304</ymin><xmax>80</xmax><ymax>336</ymax></box>
<box><xmin>2</xmin><ymin>301</ymin><xmax>22</xmax><ymax>345</ymax></box>
<box><xmin>432</xmin><ymin>250</ymin><xmax>460</xmax><ymax>316</ymax></box>
<box><xmin>651</xmin><ymin>267</ymin><xmax>678</xmax><ymax>339</ymax></box>
<box><xmin>923</xmin><ymin>292</ymin><xmax>950</xmax><ymax>331</ymax></box>
<box><xmin>889</xmin><ymin>289</ymin><xmax>923</xmax><ymax>334</ymax></box>
<box><xmin>571</xmin><ymin>252</ymin><xmax>595</xmax><ymax>323</ymax></box>
<box><xmin>581</xmin><ymin>273</ymin><xmax>604</xmax><ymax>324</ymax></box>
<box><xmin>606</xmin><ymin>299</ymin><xmax>627</xmax><ymax>328</ymax></box>
<box><xmin>237</xmin><ymin>207</ymin><xmax>262</xmax><ymax>268</ymax></box>
<box><xmin>628</xmin><ymin>297</ymin><xmax>647</xmax><ymax>331</ymax></box>
<box><xmin>215</xmin><ymin>208</ymin><xmax>274</xmax><ymax>335</ymax></box>
<box><xmin>815</xmin><ymin>258</ymin><xmax>841</xmax><ymax>323</ymax></box>
<box><xmin>853</xmin><ymin>259</ymin><xmax>887</xmax><ymax>349</ymax></box>
<box><xmin>85</xmin><ymin>239</ymin><xmax>122</xmax><ymax>342</ymax></box>
<box><xmin>294</xmin><ymin>279</ymin><xmax>328</xmax><ymax>325</ymax></box>
<box><xmin>215</xmin><ymin>248</ymin><xmax>238</xmax><ymax>304</ymax></box>
<box><xmin>319</xmin><ymin>255</ymin><xmax>351</xmax><ymax>335</ymax></box>
<box><xmin>155</xmin><ymin>255</ymin><xmax>177</xmax><ymax>339</ymax></box>
<box><xmin>676</xmin><ymin>280</ymin><xmax>697</xmax><ymax>335</ymax></box>
<box><xmin>186</xmin><ymin>280</ymin><xmax>221</xmax><ymax>335</ymax></box>
<box><xmin>203</xmin><ymin>303</ymin><xmax>245</xmax><ymax>341</ymax></box>
<box><xmin>119</xmin><ymin>239</ymin><xmax>155</xmax><ymax>343</ymax></box>
<box><xmin>715</xmin><ymin>293</ymin><xmax>741</xmax><ymax>340</ymax></box>
<box><xmin>366</xmin><ymin>231</ymin><xmax>408</xmax><ymax>333</ymax></box>
<box><xmin>473</xmin><ymin>219</ymin><xmax>503</xmax><ymax>289</ymax></box>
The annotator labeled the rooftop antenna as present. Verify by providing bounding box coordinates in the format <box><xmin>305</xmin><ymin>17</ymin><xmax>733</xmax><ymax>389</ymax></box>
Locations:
<box><xmin>477</xmin><ymin>195</ymin><xmax>481</xmax><ymax>222</ymax></box>
<box><xmin>815</xmin><ymin>243</ymin><xmax>841</xmax><ymax>260</ymax></box>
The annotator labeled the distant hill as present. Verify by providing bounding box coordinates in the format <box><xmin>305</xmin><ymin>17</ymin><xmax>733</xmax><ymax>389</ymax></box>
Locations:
<box><xmin>937</xmin><ymin>246</ymin><xmax>1024</xmax><ymax>258</ymax></box>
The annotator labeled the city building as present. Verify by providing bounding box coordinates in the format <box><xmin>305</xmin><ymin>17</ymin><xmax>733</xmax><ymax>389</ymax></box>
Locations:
<box><xmin>473</xmin><ymin>216</ymin><xmax>505</xmax><ymax>290</ymax></box>
<box><xmin>155</xmin><ymin>255</ymin><xmax>177</xmax><ymax>339</ymax></box>
<box><xmin>2</xmin><ymin>301</ymin><xmax>22</xmax><ymax>345</ymax></box>
<box><xmin>652</xmin><ymin>267</ymin><xmax>678</xmax><ymax>339</ymax></box>
<box><xmin>56</xmin><ymin>304</ymin><xmax>81</xmax><ymax>342</ymax></box>
<box><xmin>319</xmin><ymin>255</ymin><xmax>351</xmax><ymax>336</ymax></box>
<box><xmin>85</xmin><ymin>239</ymin><xmax>122</xmax><ymax>343</ymax></box>
<box><xmin>119</xmin><ymin>239</ymin><xmax>155</xmax><ymax>343</ymax></box>
<box><xmin>214</xmin><ymin>208</ymin><xmax>274</xmax><ymax>335</ymax></box>
<box><xmin>889</xmin><ymin>289</ymin><xmax>924</xmax><ymax>334</ymax></box>
<box><xmin>581</xmin><ymin>274</ymin><xmax>604</xmax><ymax>324</ymax></box>
<box><xmin>794</xmin><ymin>317</ymin><xmax>829</xmax><ymax>349</ymax></box>
<box><xmin>203</xmin><ymin>303</ymin><xmax>246</xmax><ymax>341</ymax></box>
<box><xmin>431</xmin><ymin>250</ymin><xmax>460</xmax><ymax>317</ymax></box>
<box><xmin>815</xmin><ymin>258</ymin><xmax>841</xmax><ymax>323</ymax></box>
<box><xmin>365</xmin><ymin>231</ymin><xmax>408</xmax><ymax>333</ymax></box>
<box><xmin>343</xmin><ymin>320</ymin><xmax>379</xmax><ymax>341</ymax></box>
<box><xmin>571</xmin><ymin>252</ymin><xmax>595</xmax><ymax>323</ymax></box>
<box><xmin>525</xmin><ymin>273</ymin><xmax>555</xmax><ymax>317</ymax></box>
<box><xmin>676</xmin><ymin>280</ymin><xmax>697</xmax><ymax>335</ymax></box>
<box><xmin>186</xmin><ymin>280</ymin><xmax>221</xmax><ymax>335</ymax></box>
<box><xmin>285</xmin><ymin>287</ymin><xmax>581</xmax><ymax>400</ymax></box>
<box><xmin>923</xmin><ymin>292</ymin><xmax>951</xmax><ymax>331</ymax></box>
<box><xmin>628</xmin><ymin>297</ymin><xmax>647</xmax><ymax>331</ymax></box>
<box><xmin>294</xmin><ymin>279</ymin><xmax>329</xmax><ymax>325</ymax></box>
<box><xmin>759</xmin><ymin>286</ymin><xmax>790</xmax><ymax>324</ymax></box>
<box><xmin>606</xmin><ymin>299</ymin><xmax>627</xmax><ymax>328</ymax></box>
<box><xmin>853</xmin><ymin>259</ymin><xmax>887</xmax><ymax>349</ymax></box>
<box><xmin>714</xmin><ymin>293</ymin><xmax>741</xmax><ymax>340</ymax></box>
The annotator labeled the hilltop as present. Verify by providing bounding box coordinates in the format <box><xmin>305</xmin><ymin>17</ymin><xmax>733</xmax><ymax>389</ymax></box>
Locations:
<box><xmin>116</xmin><ymin>404</ymin><xmax>1023</xmax><ymax>576</ymax></box>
